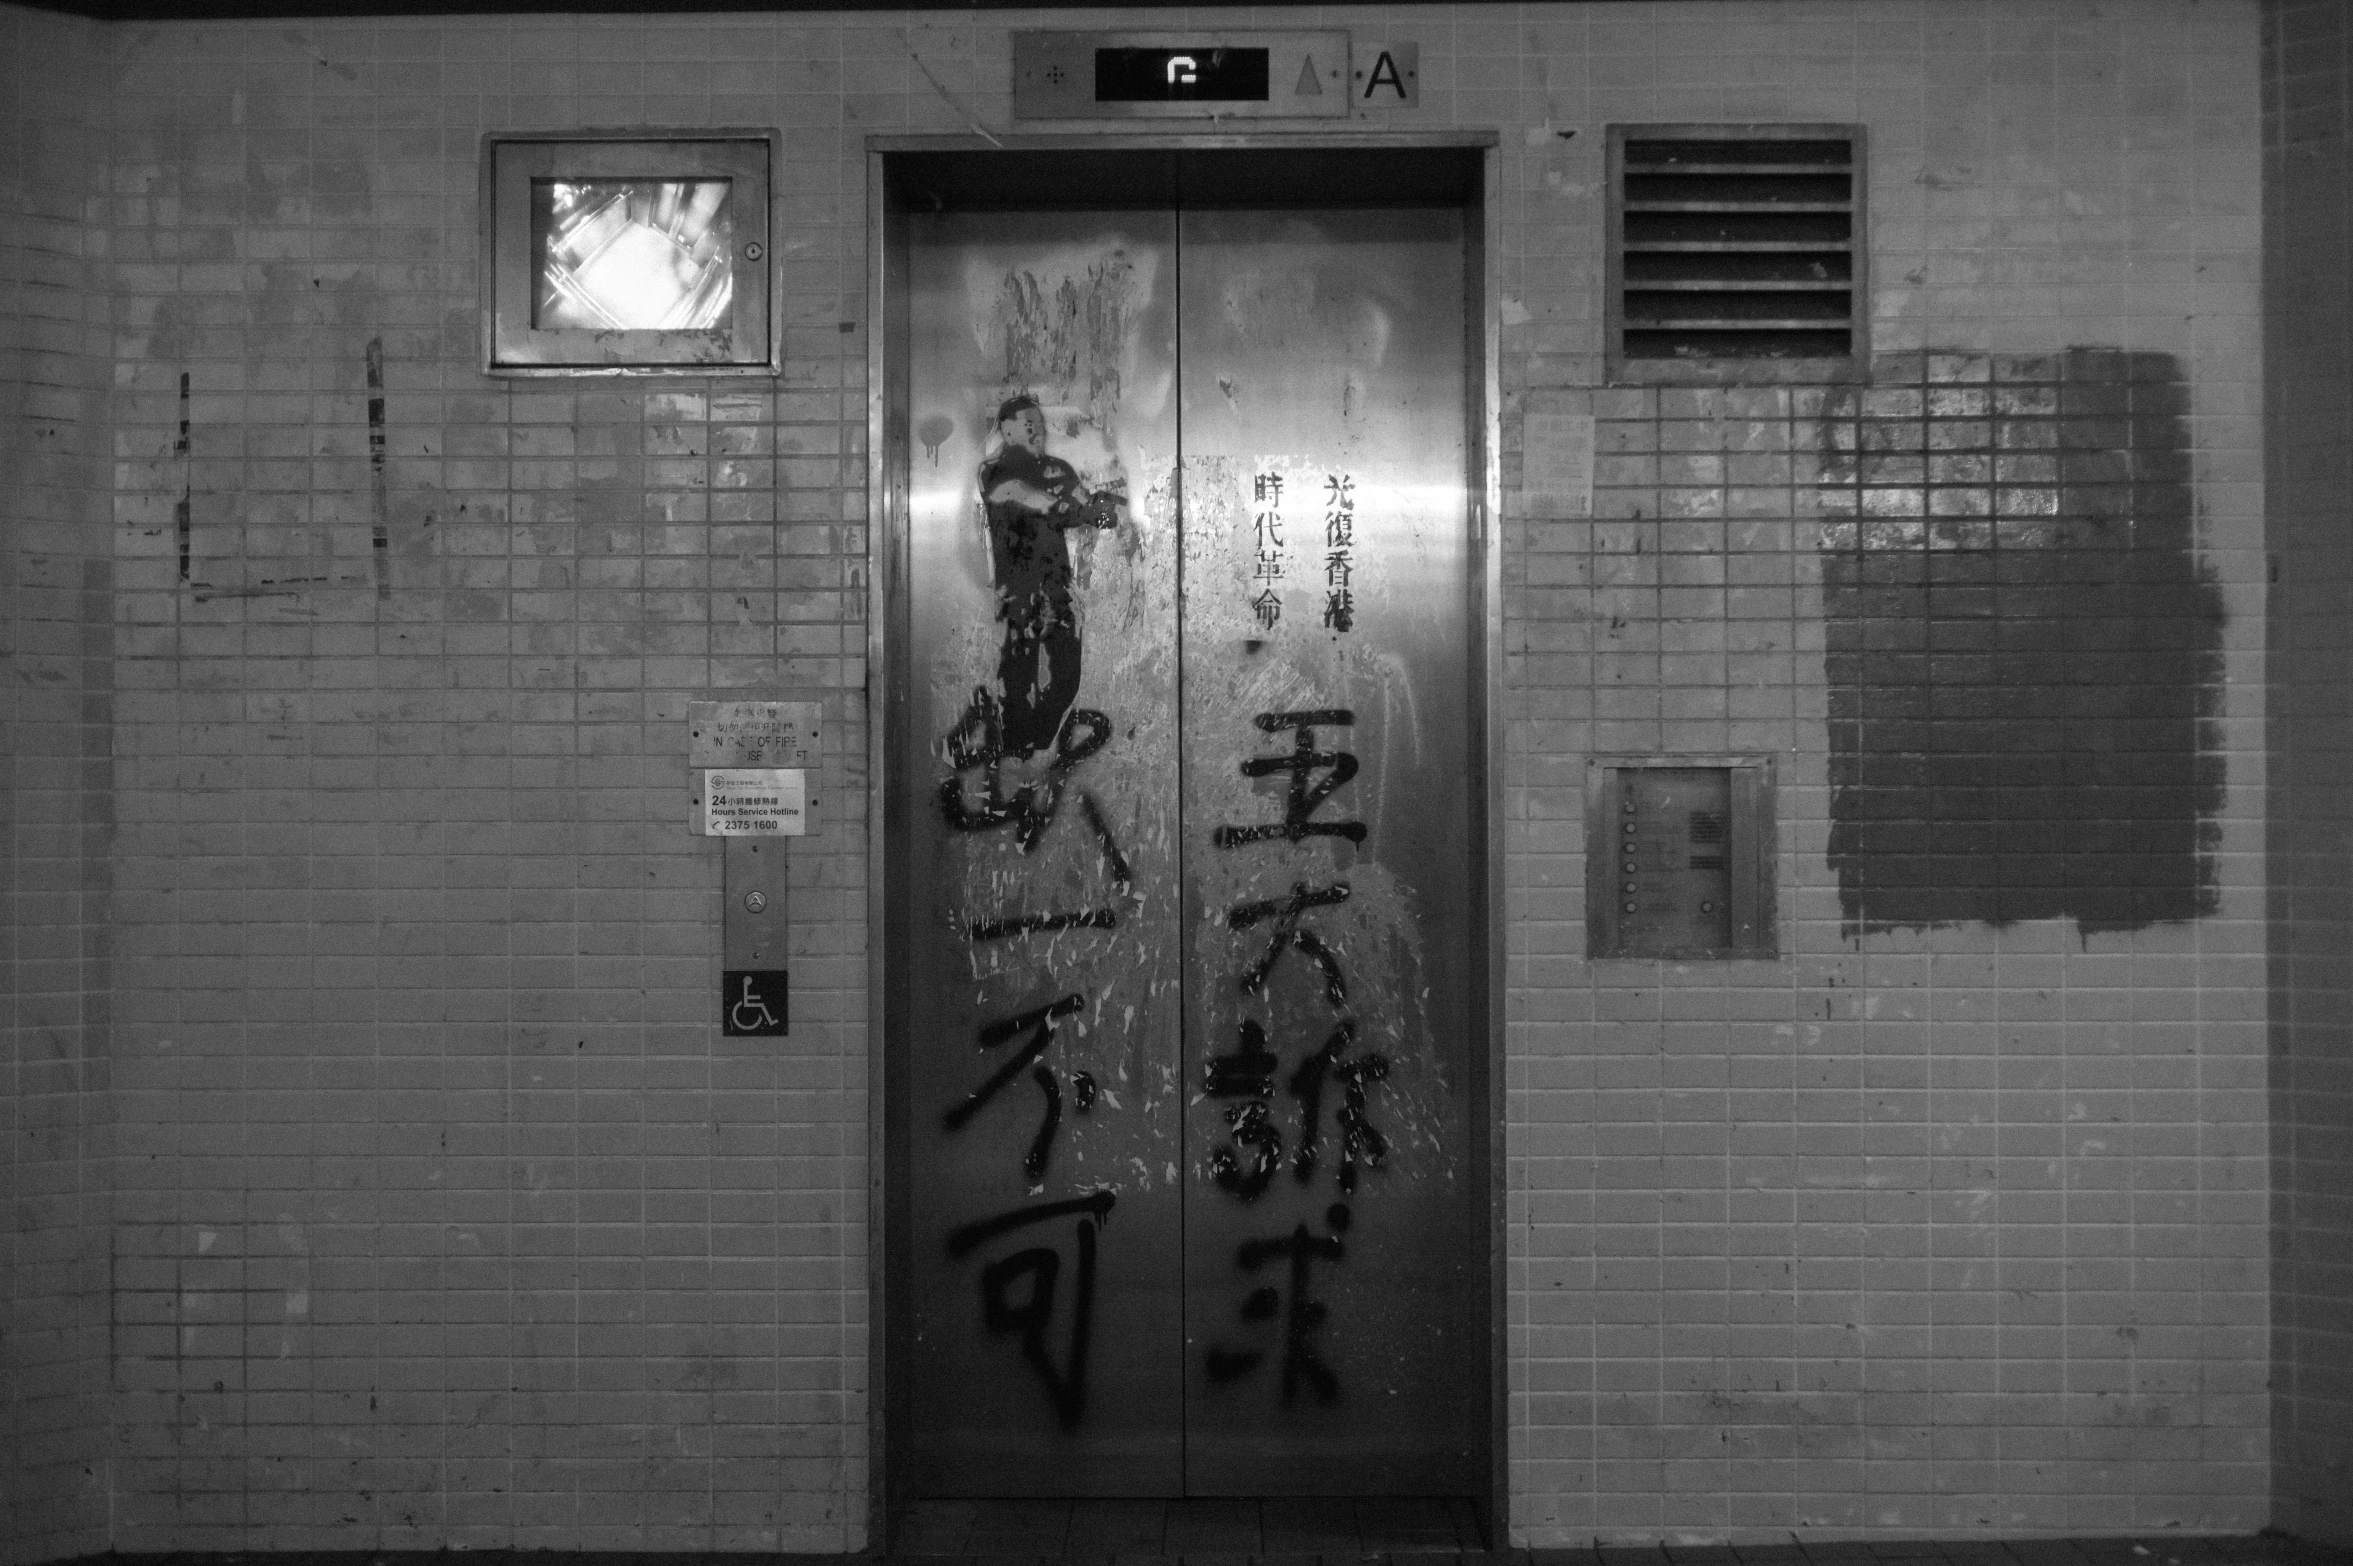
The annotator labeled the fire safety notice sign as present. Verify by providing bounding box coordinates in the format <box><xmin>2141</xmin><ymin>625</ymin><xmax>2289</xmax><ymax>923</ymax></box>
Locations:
<box><xmin>687</xmin><ymin>699</ymin><xmax>820</xmax><ymax>836</ymax></box>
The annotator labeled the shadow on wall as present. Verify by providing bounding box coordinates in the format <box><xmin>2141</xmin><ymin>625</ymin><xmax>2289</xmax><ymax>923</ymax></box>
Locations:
<box><xmin>1818</xmin><ymin>348</ymin><xmax>2225</xmax><ymax>937</ymax></box>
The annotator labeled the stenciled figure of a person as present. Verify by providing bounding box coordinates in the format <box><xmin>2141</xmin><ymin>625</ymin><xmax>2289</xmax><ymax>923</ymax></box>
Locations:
<box><xmin>978</xmin><ymin>394</ymin><xmax>1125</xmax><ymax>758</ymax></box>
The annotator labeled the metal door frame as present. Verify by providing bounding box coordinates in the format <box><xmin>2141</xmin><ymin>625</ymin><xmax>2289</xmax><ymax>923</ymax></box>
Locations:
<box><xmin>865</xmin><ymin>132</ymin><xmax>1504</xmax><ymax>1545</ymax></box>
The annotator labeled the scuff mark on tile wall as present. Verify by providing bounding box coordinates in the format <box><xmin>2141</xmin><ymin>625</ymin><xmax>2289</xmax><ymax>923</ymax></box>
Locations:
<box><xmin>1818</xmin><ymin>349</ymin><xmax>2224</xmax><ymax>937</ymax></box>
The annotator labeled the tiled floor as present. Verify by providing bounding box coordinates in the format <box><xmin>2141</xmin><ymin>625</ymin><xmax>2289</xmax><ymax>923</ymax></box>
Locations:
<box><xmin>892</xmin><ymin>1496</ymin><xmax>1489</xmax><ymax>1556</ymax></box>
<box><xmin>871</xmin><ymin>1499</ymin><xmax>2353</xmax><ymax>1566</ymax></box>
<box><xmin>82</xmin><ymin>1530</ymin><xmax>2353</xmax><ymax>1566</ymax></box>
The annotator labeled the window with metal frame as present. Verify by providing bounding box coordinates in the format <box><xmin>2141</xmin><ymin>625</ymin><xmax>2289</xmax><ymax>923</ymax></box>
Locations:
<box><xmin>1606</xmin><ymin>124</ymin><xmax>1866</xmax><ymax>384</ymax></box>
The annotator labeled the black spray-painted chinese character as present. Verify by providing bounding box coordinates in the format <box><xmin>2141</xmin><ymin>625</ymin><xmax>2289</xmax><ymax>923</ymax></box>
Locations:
<box><xmin>1203</xmin><ymin>1202</ymin><xmax>1351</xmax><ymax>1404</ymax></box>
<box><xmin>1227</xmin><ymin>880</ymin><xmax>1352</xmax><ymax>1005</ymax></box>
<box><xmin>1203</xmin><ymin>1017</ymin><xmax>1284</xmax><ymax>1200</ymax></box>
<box><xmin>1286</xmin><ymin>1019</ymin><xmax>1390</xmax><ymax>1192</ymax></box>
<box><xmin>942</xmin><ymin>993</ymin><xmax>1098</xmax><ymax>1180</ymax></box>
<box><xmin>1213</xmin><ymin>710</ymin><xmax>1367</xmax><ymax>850</ymax></box>
<box><xmin>1322</xmin><ymin>473</ymin><xmax>1355</xmax><ymax>633</ymax></box>
<box><xmin>948</xmin><ymin>1189</ymin><xmax>1116</xmax><ymax>1428</ymax></box>
<box><xmin>941</xmin><ymin>686</ymin><xmax>1112</xmax><ymax>854</ymax></box>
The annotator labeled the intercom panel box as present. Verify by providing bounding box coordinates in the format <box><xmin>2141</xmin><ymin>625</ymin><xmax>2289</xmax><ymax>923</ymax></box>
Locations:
<box><xmin>1586</xmin><ymin>757</ymin><xmax>1775</xmax><ymax>960</ymax></box>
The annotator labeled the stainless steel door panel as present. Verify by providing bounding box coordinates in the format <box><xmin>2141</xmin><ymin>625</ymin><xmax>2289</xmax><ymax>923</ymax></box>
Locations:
<box><xmin>897</xmin><ymin>194</ymin><xmax>1479</xmax><ymax>1499</ymax></box>
<box><xmin>1176</xmin><ymin>207</ymin><xmax>1480</xmax><ymax>1493</ymax></box>
<box><xmin>904</xmin><ymin>210</ymin><xmax>1186</xmax><ymax>1495</ymax></box>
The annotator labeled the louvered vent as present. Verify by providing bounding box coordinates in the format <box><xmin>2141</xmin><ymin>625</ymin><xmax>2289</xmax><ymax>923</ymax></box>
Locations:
<box><xmin>1609</xmin><ymin>126</ymin><xmax>1865</xmax><ymax>380</ymax></box>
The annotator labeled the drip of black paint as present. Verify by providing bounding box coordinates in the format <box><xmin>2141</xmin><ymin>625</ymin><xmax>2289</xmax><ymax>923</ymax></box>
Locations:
<box><xmin>365</xmin><ymin>336</ymin><xmax>388</xmax><ymax>600</ymax></box>
<box><xmin>175</xmin><ymin>372</ymin><xmax>190</xmax><ymax>584</ymax></box>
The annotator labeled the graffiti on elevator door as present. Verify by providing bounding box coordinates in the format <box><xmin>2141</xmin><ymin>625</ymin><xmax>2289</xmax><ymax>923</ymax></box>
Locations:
<box><xmin>1208</xmin><ymin>712</ymin><xmax>1389</xmax><ymax>1196</ymax></box>
<box><xmin>1203</xmin><ymin>706</ymin><xmax>1390</xmax><ymax>1403</ymax></box>
<box><xmin>939</xmin><ymin>387</ymin><xmax>1143</xmax><ymax>947</ymax></box>
<box><xmin>1212</xmin><ymin>710</ymin><xmax>1367</xmax><ymax>848</ymax></box>
<box><xmin>1321</xmin><ymin>474</ymin><xmax>1356</xmax><ymax>633</ymax></box>
<box><xmin>1203</xmin><ymin>1203</ymin><xmax>1351</xmax><ymax>1405</ymax></box>
<box><xmin>977</xmin><ymin>394</ymin><xmax>1126</xmax><ymax>759</ymax></box>
<box><xmin>942</xmin><ymin>993</ymin><xmax>1098</xmax><ymax>1180</ymax></box>
<box><xmin>902</xmin><ymin>217</ymin><xmax>1481</xmax><ymax>1486</ymax></box>
<box><xmin>1251</xmin><ymin>470</ymin><xmax>1287</xmax><ymax>630</ymax></box>
<box><xmin>933</xmin><ymin>363</ymin><xmax>1158</xmax><ymax>1432</ymax></box>
<box><xmin>1247</xmin><ymin>465</ymin><xmax>1361</xmax><ymax>636</ymax></box>
<box><xmin>947</xmin><ymin>1188</ymin><xmax>1118</xmax><ymax>1429</ymax></box>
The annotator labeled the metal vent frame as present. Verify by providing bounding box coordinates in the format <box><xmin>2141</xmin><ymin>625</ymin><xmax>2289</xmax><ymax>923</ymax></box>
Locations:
<box><xmin>1605</xmin><ymin>123</ymin><xmax>1867</xmax><ymax>386</ymax></box>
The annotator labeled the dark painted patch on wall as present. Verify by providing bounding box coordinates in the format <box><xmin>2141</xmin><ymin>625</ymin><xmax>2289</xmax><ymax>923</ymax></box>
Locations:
<box><xmin>1818</xmin><ymin>349</ymin><xmax>2225</xmax><ymax>936</ymax></box>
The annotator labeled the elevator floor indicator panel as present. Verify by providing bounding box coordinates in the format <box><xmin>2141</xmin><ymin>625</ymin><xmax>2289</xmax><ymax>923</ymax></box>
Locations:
<box><xmin>1014</xmin><ymin>32</ymin><xmax>1351</xmax><ymax>120</ymax></box>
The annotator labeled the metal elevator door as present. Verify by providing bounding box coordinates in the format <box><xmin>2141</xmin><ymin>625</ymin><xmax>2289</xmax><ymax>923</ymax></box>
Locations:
<box><xmin>899</xmin><ymin>189</ymin><xmax>1479</xmax><ymax>1498</ymax></box>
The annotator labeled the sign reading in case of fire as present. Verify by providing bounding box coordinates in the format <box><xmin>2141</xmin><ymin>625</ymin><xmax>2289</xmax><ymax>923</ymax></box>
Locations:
<box><xmin>687</xmin><ymin>700</ymin><xmax>821</xmax><ymax>837</ymax></box>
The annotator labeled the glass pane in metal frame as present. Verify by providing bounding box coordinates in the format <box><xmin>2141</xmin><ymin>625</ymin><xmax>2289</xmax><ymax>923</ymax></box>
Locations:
<box><xmin>482</xmin><ymin>132</ymin><xmax>775</xmax><ymax>376</ymax></box>
<box><xmin>531</xmin><ymin>179</ymin><xmax>734</xmax><ymax>331</ymax></box>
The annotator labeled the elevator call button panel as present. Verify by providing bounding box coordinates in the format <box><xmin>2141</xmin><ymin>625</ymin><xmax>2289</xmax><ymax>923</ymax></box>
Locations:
<box><xmin>691</xmin><ymin>701</ymin><xmax>820</xmax><ymax>1038</ymax></box>
<box><xmin>1586</xmin><ymin>759</ymin><xmax>1774</xmax><ymax>960</ymax></box>
<box><xmin>1014</xmin><ymin>31</ymin><xmax>1351</xmax><ymax>120</ymax></box>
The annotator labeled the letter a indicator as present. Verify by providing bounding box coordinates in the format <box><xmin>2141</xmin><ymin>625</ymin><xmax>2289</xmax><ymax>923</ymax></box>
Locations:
<box><xmin>1354</xmin><ymin>45</ymin><xmax>1419</xmax><ymax>108</ymax></box>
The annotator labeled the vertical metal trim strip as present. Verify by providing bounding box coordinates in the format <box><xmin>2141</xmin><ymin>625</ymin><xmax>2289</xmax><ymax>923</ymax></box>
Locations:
<box><xmin>1476</xmin><ymin>139</ymin><xmax>1512</xmax><ymax>1550</ymax></box>
<box><xmin>477</xmin><ymin>136</ymin><xmax>498</xmax><ymax>376</ymax></box>
<box><xmin>862</xmin><ymin>142</ymin><xmax>894</xmax><ymax>1554</ymax></box>
<box><xmin>1730</xmin><ymin>765</ymin><xmax>1762</xmax><ymax>952</ymax></box>
<box><xmin>1586</xmin><ymin>762</ymin><xmax>1614</xmax><ymax>960</ymax></box>
<box><xmin>1604</xmin><ymin>124</ymin><xmax>1628</xmax><ymax>387</ymax></box>
<box><xmin>1171</xmin><ymin>165</ymin><xmax>1191</xmax><ymax>1486</ymax></box>
<box><xmin>1848</xmin><ymin>127</ymin><xmax>1872</xmax><ymax>372</ymax></box>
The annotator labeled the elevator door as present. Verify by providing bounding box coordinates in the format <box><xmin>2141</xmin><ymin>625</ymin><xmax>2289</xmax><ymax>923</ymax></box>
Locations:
<box><xmin>900</xmin><ymin>193</ymin><xmax>1479</xmax><ymax>1498</ymax></box>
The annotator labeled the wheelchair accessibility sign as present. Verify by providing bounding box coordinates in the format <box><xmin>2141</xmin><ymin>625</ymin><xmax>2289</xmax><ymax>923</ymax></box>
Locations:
<box><xmin>722</xmin><ymin>970</ymin><xmax>789</xmax><ymax>1037</ymax></box>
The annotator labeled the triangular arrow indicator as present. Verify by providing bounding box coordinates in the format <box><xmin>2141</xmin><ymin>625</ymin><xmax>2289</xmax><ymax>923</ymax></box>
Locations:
<box><xmin>1296</xmin><ymin>55</ymin><xmax>1324</xmax><ymax>95</ymax></box>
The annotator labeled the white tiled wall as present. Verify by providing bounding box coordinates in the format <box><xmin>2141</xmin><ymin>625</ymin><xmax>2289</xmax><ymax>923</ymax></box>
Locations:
<box><xmin>1</xmin><ymin>0</ymin><xmax>2268</xmax><ymax>1553</ymax></box>
<box><xmin>4</xmin><ymin>6</ymin><xmax>118</xmax><ymax>1561</ymax></box>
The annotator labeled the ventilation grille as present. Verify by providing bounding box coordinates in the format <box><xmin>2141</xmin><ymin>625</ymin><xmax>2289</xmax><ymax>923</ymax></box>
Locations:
<box><xmin>1616</xmin><ymin>132</ymin><xmax>1860</xmax><ymax>369</ymax></box>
